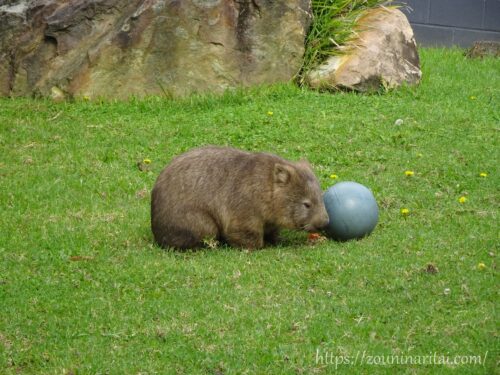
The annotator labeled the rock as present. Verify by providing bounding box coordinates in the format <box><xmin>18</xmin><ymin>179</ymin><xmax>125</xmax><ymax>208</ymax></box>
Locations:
<box><xmin>0</xmin><ymin>0</ymin><xmax>311</xmax><ymax>99</ymax></box>
<box><xmin>306</xmin><ymin>7</ymin><xmax>421</xmax><ymax>92</ymax></box>
<box><xmin>465</xmin><ymin>41</ymin><xmax>500</xmax><ymax>59</ymax></box>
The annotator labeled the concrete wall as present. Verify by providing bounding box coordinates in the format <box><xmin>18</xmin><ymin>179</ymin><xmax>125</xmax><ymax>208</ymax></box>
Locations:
<box><xmin>399</xmin><ymin>0</ymin><xmax>500</xmax><ymax>47</ymax></box>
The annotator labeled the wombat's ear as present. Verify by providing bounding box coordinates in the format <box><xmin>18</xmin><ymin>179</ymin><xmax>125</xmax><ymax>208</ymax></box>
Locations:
<box><xmin>274</xmin><ymin>163</ymin><xmax>294</xmax><ymax>184</ymax></box>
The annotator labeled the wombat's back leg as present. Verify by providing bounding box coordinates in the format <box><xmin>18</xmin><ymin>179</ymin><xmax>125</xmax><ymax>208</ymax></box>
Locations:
<box><xmin>154</xmin><ymin>210</ymin><xmax>219</xmax><ymax>250</ymax></box>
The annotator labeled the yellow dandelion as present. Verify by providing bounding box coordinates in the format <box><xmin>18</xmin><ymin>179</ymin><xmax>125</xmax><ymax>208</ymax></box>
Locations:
<box><xmin>143</xmin><ymin>158</ymin><xmax>152</xmax><ymax>164</ymax></box>
<box><xmin>477</xmin><ymin>262</ymin><xmax>487</xmax><ymax>271</ymax></box>
<box><xmin>458</xmin><ymin>196</ymin><xmax>467</xmax><ymax>204</ymax></box>
<box><xmin>405</xmin><ymin>170</ymin><xmax>414</xmax><ymax>177</ymax></box>
<box><xmin>469</xmin><ymin>96</ymin><xmax>477</xmax><ymax>100</ymax></box>
<box><xmin>267</xmin><ymin>111</ymin><xmax>274</xmax><ymax>116</ymax></box>
<box><xmin>400</xmin><ymin>208</ymin><xmax>410</xmax><ymax>215</ymax></box>
<box><xmin>479</xmin><ymin>172</ymin><xmax>488</xmax><ymax>178</ymax></box>
<box><xmin>330</xmin><ymin>174</ymin><xmax>338</xmax><ymax>180</ymax></box>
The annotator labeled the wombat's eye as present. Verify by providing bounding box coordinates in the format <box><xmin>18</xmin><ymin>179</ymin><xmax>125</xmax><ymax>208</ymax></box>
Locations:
<box><xmin>303</xmin><ymin>201</ymin><xmax>311</xmax><ymax>209</ymax></box>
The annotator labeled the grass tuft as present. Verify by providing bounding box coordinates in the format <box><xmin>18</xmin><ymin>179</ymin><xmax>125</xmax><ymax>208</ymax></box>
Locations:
<box><xmin>298</xmin><ymin>0</ymin><xmax>394</xmax><ymax>85</ymax></box>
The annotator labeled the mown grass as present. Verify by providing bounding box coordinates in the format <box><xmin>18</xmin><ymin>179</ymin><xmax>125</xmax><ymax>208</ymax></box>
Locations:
<box><xmin>0</xmin><ymin>49</ymin><xmax>498</xmax><ymax>374</ymax></box>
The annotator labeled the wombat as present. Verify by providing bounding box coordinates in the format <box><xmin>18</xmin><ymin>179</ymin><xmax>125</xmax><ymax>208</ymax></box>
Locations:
<box><xmin>151</xmin><ymin>146</ymin><xmax>329</xmax><ymax>250</ymax></box>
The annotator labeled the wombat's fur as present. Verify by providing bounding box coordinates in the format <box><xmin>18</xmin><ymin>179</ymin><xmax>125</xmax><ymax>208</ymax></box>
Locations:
<box><xmin>151</xmin><ymin>146</ymin><xmax>329</xmax><ymax>250</ymax></box>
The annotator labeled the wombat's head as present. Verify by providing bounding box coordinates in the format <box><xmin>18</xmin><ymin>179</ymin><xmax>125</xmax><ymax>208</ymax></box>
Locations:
<box><xmin>272</xmin><ymin>161</ymin><xmax>329</xmax><ymax>232</ymax></box>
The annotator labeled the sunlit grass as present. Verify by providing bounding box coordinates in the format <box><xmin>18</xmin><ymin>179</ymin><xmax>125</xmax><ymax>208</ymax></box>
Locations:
<box><xmin>0</xmin><ymin>49</ymin><xmax>498</xmax><ymax>374</ymax></box>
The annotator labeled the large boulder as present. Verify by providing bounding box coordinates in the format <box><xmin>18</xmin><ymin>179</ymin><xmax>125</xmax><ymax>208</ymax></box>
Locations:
<box><xmin>0</xmin><ymin>0</ymin><xmax>311</xmax><ymax>99</ymax></box>
<box><xmin>306</xmin><ymin>7</ymin><xmax>421</xmax><ymax>92</ymax></box>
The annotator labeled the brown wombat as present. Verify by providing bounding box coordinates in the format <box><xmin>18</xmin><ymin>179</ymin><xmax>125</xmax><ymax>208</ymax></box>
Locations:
<box><xmin>151</xmin><ymin>146</ymin><xmax>329</xmax><ymax>250</ymax></box>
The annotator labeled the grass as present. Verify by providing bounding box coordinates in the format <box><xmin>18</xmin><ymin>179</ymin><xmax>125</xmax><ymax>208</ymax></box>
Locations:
<box><xmin>0</xmin><ymin>49</ymin><xmax>498</xmax><ymax>374</ymax></box>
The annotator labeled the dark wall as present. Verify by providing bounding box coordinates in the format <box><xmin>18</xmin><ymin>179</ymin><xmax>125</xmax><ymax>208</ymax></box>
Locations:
<box><xmin>399</xmin><ymin>0</ymin><xmax>500</xmax><ymax>47</ymax></box>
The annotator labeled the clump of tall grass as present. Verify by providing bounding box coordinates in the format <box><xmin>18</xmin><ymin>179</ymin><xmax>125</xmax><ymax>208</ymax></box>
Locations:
<box><xmin>298</xmin><ymin>0</ymin><xmax>394</xmax><ymax>85</ymax></box>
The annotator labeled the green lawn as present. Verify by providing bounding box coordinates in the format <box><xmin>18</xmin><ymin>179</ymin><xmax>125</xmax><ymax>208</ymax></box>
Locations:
<box><xmin>0</xmin><ymin>49</ymin><xmax>498</xmax><ymax>374</ymax></box>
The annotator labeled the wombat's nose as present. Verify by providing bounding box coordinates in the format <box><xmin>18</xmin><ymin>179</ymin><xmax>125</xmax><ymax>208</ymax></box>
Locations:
<box><xmin>317</xmin><ymin>213</ymin><xmax>330</xmax><ymax>229</ymax></box>
<box><xmin>321</xmin><ymin>217</ymin><xmax>330</xmax><ymax>229</ymax></box>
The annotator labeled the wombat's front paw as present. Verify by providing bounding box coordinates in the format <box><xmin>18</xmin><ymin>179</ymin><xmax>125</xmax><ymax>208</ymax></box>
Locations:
<box><xmin>264</xmin><ymin>229</ymin><xmax>280</xmax><ymax>246</ymax></box>
<box><xmin>225</xmin><ymin>230</ymin><xmax>264</xmax><ymax>250</ymax></box>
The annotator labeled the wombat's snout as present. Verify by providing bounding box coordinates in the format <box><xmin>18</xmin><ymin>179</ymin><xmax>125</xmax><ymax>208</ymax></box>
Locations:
<box><xmin>317</xmin><ymin>211</ymin><xmax>330</xmax><ymax>230</ymax></box>
<box><xmin>307</xmin><ymin>208</ymin><xmax>330</xmax><ymax>232</ymax></box>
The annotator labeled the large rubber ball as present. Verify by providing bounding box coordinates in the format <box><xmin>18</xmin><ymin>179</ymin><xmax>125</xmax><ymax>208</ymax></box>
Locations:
<box><xmin>323</xmin><ymin>181</ymin><xmax>379</xmax><ymax>241</ymax></box>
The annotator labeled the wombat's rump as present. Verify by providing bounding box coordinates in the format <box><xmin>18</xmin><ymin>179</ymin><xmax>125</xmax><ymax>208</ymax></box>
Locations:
<box><xmin>151</xmin><ymin>146</ymin><xmax>329</xmax><ymax>250</ymax></box>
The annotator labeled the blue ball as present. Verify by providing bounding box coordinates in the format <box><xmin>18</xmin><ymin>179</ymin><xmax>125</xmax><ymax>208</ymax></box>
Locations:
<box><xmin>323</xmin><ymin>181</ymin><xmax>379</xmax><ymax>241</ymax></box>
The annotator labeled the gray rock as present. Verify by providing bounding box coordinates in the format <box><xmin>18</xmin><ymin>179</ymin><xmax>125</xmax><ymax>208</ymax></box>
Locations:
<box><xmin>306</xmin><ymin>8</ymin><xmax>421</xmax><ymax>92</ymax></box>
<box><xmin>0</xmin><ymin>0</ymin><xmax>311</xmax><ymax>99</ymax></box>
